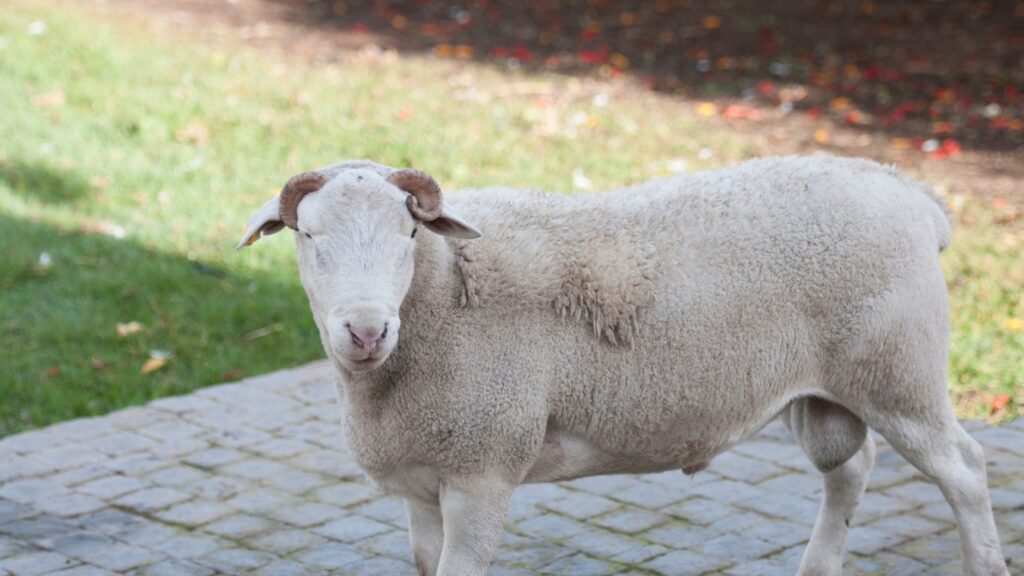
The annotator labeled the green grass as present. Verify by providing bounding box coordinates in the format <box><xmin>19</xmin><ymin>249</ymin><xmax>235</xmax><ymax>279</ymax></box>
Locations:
<box><xmin>0</xmin><ymin>2</ymin><xmax>1020</xmax><ymax>435</ymax></box>
<box><xmin>945</xmin><ymin>202</ymin><xmax>1024</xmax><ymax>420</ymax></box>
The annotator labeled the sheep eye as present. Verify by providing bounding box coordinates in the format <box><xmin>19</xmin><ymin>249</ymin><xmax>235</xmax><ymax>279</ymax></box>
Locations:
<box><xmin>410</xmin><ymin>228</ymin><xmax>417</xmax><ymax>238</ymax></box>
<box><xmin>303</xmin><ymin>232</ymin><xmax>313</xmax><ymax>240</ymax></box>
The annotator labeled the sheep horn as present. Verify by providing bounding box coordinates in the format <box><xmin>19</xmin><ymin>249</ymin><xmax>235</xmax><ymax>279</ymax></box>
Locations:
<box><xmin>388</xmin><ymin>169</ymin><xmax>443</xmax><ymax>222</ymax></box>
<box><xmin>279</xmin><ymin>171</ymin><xmax>327</xmax><ymax>230</ymax></box>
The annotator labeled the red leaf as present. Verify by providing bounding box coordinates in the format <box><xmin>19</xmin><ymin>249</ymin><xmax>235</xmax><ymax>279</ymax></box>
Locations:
<box><xmin>722</xmin><ymin>104</ymin><xmax>763</xmax><ymax>121</ymax></box>
<box><xmin>991</xmin><ymin>394</ymin><xmax>1011</xmax><ymax>411</ymax></box>
<box><xmin>579</xmin><ymin>48</ymin><xmax>609</xmax><ymax>65</ymax></box>
<box><xmin>941</xmin><ymin>139</ymin><xmax>962</xmax><ymax>156</ymax></box>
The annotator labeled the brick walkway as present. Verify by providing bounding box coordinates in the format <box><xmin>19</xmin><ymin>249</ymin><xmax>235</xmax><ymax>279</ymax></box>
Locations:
<box><xmin>0</xmin><ymin>362</ymin><xmax>1021</xmax><ymax>575</ymax></box>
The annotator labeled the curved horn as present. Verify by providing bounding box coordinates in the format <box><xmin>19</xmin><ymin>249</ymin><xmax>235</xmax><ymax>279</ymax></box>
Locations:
<box><xmin>279</xmin><ymin>171</ymin><xmax>327</xmax><ymax>230</ymax></box>
<box><xmin>388</xmin><ymin>169</ymin><xmax>443</xmax><ymax>222</ymax></box>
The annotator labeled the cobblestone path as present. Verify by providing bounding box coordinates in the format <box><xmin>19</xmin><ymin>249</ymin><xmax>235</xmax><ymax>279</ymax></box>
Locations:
<box><xmin>1</xmin><ymin>362</ymin><xmax>1022</xmax><ymax>575</ymax></box>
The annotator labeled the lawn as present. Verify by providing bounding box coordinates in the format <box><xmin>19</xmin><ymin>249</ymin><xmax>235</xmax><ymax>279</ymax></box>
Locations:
<box><xmin>0</xmin><ymin>1</ymin><xmax>1020</xmax><ymax>436</ymax></box>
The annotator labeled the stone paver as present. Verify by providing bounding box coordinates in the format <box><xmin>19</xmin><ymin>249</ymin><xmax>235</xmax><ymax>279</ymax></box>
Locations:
<box><xmin>0</xmin><ymin>361</ymin><xmax>1022</xmax><ymax>575</ymax></box>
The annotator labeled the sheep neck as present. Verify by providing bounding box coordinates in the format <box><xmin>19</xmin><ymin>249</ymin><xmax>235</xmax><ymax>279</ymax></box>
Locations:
<box><xmin>338</xmin><ymin>229</ymin><xmax>458</xmax><ymax>415</ymax></box>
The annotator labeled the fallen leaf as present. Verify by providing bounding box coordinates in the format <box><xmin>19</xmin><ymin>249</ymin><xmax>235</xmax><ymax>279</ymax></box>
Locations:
<box><xmin>244</xmin><ymin>323</ymin><xmax>284</xmax><ymax>341</ymax></box>
<box><xmin>81</xmin><ymin>220</ymin><xmax>126</xmax><ymax>239</ymax></box>
<box><xmin>991</xmin><ymin>394</ymin><xmax>1011</xmax><ymax>411</ymax></box>
<box><xmin>434</xmin><ymin>43</ymin><xmax>453</xmax><ymax>58</ymax></box>
<box><xmin>31</xmin><ymin>91</ymin><xmax>65</xmax><ymax>108</ymax></box>
<box><xmin>578</xmin><ymin>48</ymin><xmax>609</xmax><ymax>65</ymax></box>
<box><xmin>141</xmin><ymin>357</ymin><xmax>166</xmax><ymax>374</ymax></box>
<box><xmin>220</xmin><ymin>370</ymin><xmax>245</xmax><ymax>381</ymax></box>
<box><xmin>45</xmin><ymin>365</ymin><xmax>60</xmax><ymax>377</ymax></box>
<box><xmin>1003</xmin><ymin>318</ymin><xmax>1024</xmax><ymax>332</ymax></box>
<box><xmin>701</xmin><ymin>15</ymin><xmax>721</xmax><ymax>30</ymax></box>
<box><xmin>141</xmin><ymin>350</ymin><xmax>172</xmax><ymax>374</ymax></box>
<box><xmin>116</xmin><ymin>321</ymin><xmax>144</xmax><ymax>337</ymax></box>
<box><xmin>175</xmin><ymin>121</ymin><xmax>210</xmax><ymax>145</ymax></box>
<box><xmin>696</xmin><ymin>102</ymin><xmax>718</xmax><ymax>117</ymax></box>
<box><xmin>721</xmin><ymin>104</ymin><xmax>763</xmax><ymax>121</ymax></box>
<box><xmin>813</xmin><ymin>129</ymin><xmax>830</xmax><ymax>144</ymax></box>
<box><xmin>994</xmin><ymin>208</ymin><xmax>1021</xmax><ymax>225</ymax></box>
<box><xmin>830</xmin><ymin>97</ymin><xmax>852</xmax><ymax>111</ymax></box>
<box><xmin>89</xmin><ymin>176</ymin><xmax>112</xmax><ymax>189</ymax></box>
<box><xmin>844</xmin><ymin>110</ymin><xmax>866</xmax><ymax>125</ymax></box>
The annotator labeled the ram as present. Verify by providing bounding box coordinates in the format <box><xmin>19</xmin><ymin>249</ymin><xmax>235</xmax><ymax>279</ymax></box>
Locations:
<box><xmin>239</xmin><ymin>156</ymin><xmax>1008</xmax><ymax>576</ymax></box>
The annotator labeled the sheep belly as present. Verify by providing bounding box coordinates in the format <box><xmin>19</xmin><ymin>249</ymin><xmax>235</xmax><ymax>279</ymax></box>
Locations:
<box><xmin>523</xmin><ymin>427</ymin><xmax>688</xmax><ymax>484</ymax></box>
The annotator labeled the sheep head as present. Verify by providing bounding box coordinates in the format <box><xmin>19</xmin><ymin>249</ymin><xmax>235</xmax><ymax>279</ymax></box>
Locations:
<box><xmin>237</xmin><ymin>161</ymin><xmax>480</xmax><ymax>372</ymax></box>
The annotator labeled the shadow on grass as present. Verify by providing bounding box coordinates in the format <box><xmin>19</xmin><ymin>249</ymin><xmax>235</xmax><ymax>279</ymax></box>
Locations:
<box><xmin>280</xmin><ymin>0</ymin><xmax>1024</xmax><ymax>152</ymax></box>
<box><xmin>0</xmin><ymin>157</ymin><xmax>95</xmax><ymax>204</ymax></box>
<box><xmin>0</xmin><ymin>213</ymin><xmax>323</xmax><ymax>437</ymax></box>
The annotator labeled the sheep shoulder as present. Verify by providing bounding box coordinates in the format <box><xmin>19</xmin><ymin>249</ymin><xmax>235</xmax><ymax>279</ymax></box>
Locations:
<box><xmin>447</xmin><ymin>188</ymin><xmax>660</xmax><ymax>347</ymax></box>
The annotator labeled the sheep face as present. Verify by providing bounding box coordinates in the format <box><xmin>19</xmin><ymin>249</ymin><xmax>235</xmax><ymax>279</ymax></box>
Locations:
<box><xmin>239</xmin><ymin>164</ymin><xmax>481</xmax><ymax>373</ymax></box>
<box><xmin>294</xmin><ymin>170</ymin><xmax>416</xmax><ymax>372</ymax></box>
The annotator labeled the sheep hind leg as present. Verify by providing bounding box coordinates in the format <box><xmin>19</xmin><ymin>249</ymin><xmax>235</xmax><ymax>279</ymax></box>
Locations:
<box><xmin>783</xmin><ymin>397</ymin><xmax>874</xmax><ymax>576</ymax></box>
<box><xmin>867</xmin><ymin>410</ymin><xmax>1008</xmax><ymax>576</ymax></box>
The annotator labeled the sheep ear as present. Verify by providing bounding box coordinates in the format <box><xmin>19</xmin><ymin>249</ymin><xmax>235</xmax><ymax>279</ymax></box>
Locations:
<box><xmin>423</xmin><ymin>205</ymin><xmax>481</xmax><ymax>239</ymax></box>
<box><xmin>236</xmin><ymin>196</ymin><xmax>286</xmax><ymax>250</ymax></box>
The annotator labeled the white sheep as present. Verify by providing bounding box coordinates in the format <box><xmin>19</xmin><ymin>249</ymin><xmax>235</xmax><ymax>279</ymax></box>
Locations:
<box><xmin>239</xmin><ymin>156</ymin><xmax>1009</xmax><ymax>576</ymax></box>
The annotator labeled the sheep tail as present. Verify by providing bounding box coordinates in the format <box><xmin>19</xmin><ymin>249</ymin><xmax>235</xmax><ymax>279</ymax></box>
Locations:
<box><xmin>914</xmin><ymin>180</ymin><xmax>953</xmax><ymax>252</ymax></box>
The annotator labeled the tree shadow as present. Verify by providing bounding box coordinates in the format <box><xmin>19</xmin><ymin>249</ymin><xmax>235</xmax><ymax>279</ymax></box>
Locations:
<box><xmin>283</xmin><ymin>0</ymin><xmax>1024</xmax><ymax>153</ymax></box>
<box><xmin>0</xmin><ymin>157</ymin><xmax>94</xmax><ymax>204</ymax></box>
<box><xmin>0</xmin><ymin>213</ymin><xmax>322</xmax><ymax>436</ymax></box>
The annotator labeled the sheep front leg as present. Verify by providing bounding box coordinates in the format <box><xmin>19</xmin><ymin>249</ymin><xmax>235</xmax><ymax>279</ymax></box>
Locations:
<box><xmin>435</xmin><ymin>474</ymin><xmax>514</xmax><ymax>576</ymax></box>
<box><xmin>407</xmin><ymin>498</ymin><xmax>444</xmax><ymax>576</ymax></box>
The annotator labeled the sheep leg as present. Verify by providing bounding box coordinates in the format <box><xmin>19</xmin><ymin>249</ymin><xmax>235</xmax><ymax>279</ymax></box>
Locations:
<box><xmin>407</xmin><ymin>498</ymin><xmax>444</xmax><ymax>576</ymax></box>
<box><xmin>435</xmin><ymin>474</ymin><xmax>514</xmax><ymax>576</ymax></box>
<box><xmin>869</xmin><ymin>413</ymin><xmax>1008</xmax><ymax>576</ymax></box>
<box><xmin>783</xmin><ymin>398</ymin><xmax>874</xmax><ymax>576</ymax></box>
<box><xmin>800</xmin><ymin>438</ymin><xmax>875</xmax><ymax>576</ymax></box>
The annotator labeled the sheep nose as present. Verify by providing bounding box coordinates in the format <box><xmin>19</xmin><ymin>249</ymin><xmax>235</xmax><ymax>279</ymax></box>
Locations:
<box><xmin>347</xmin><ymin>322</ymin><xmax>388</xmax><ymax>353</ymax></box>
